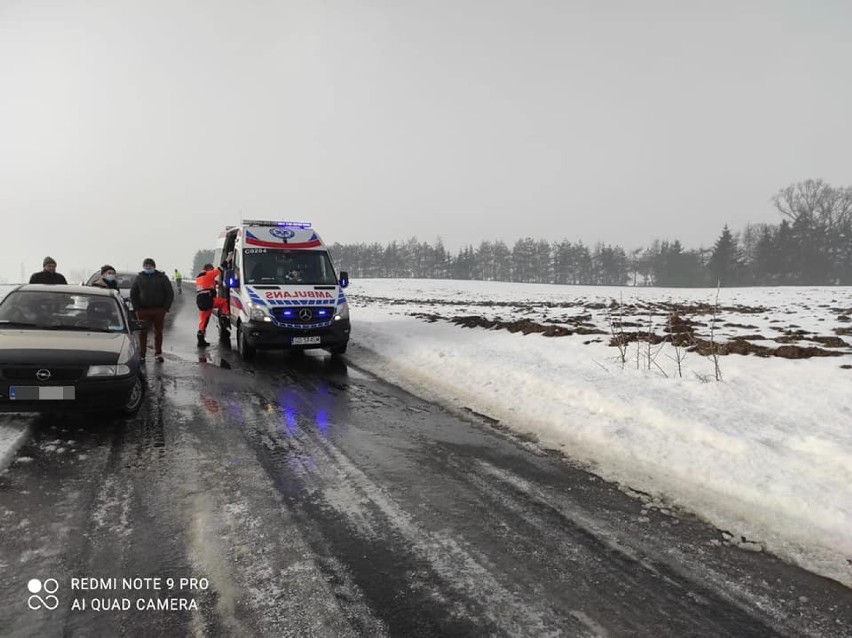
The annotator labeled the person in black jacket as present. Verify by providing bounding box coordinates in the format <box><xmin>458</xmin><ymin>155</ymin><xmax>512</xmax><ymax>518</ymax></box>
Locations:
<box><xmin>29</xmin><ymin>257</ymin><xmax>68</xmax><ymax>284</ymax></box>
<box><xmin>130</xmin><ymin>258</ymin><xmax>174</xmax><ymax>363</ymax></box>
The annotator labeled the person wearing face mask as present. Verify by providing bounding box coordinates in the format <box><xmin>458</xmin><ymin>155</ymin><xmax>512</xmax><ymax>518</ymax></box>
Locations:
<box><xmin>130</xmin><ymin>258</ymin><xmax>174</xmax><ymax>363</ymax></box>
<box><xmin>91</xmin><ymin>264</ymin><xmax>120</xmax><ymax>290</ymax></box>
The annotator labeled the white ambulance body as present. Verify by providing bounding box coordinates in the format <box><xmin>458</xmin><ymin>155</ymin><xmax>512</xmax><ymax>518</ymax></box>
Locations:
<box><xmin>212</xmin><ymin>220</ymin><xmax>350</xmax><ymax>359</ymax></box>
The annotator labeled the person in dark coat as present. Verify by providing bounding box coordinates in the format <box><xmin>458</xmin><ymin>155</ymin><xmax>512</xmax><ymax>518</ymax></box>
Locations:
<box><xmin>130</xmin><ymin>258</ymin><xmax>174</xmax><ymax>363</ymax></box>
<box><xmin>29</xmin><ymin>257</ymin><xmax>68</xmax><ymax>284</ymax></box>
<box><xmin>91</xmin><ymin>264</ymin><xmax>120</xmax><ymax>290</ymax></box>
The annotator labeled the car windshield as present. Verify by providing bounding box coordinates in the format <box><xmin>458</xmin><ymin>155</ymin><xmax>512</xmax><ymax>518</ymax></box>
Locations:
<box><xmin>244</xmin><ymin>249</ymin><xmax>338</xmax><ymax>285</ymax></box>
<box><xmin>0</xmin><ymin>291</ymin><xmax>126</xmax><ymax>333</ymax></box>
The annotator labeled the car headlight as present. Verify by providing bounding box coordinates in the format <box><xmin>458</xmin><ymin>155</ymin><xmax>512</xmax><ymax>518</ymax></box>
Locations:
<box><xmin>247</xmin><ymin>302</ymin><xmax>271</xmax><ymax>322</ymax></box>
<box><xmin>334</xmin><ymin>303</ymin><xmax>350</xmax><ymax>321</ymax></box>
<box><xmin>87</xmin><ymin>364</ymin><xmax>131</xmax><ymax>377</ymax></box>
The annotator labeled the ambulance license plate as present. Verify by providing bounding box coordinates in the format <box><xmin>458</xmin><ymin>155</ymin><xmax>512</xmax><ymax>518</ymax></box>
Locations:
<box><xmin>10</xmin><ymin>386</ymin><xmax>76</xmax><ymax>400</ymax></box>
<box><xmin>291</xmin><ymin>336</ymin><xmax>321</xmax><ymax>345</ymax></box>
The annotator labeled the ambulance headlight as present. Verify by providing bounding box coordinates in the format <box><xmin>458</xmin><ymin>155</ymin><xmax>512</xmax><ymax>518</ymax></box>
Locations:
<box><xmin>334</xmin><ymin>303</ymin><xmax>349</xmax><ymax>321</ymax></box>
<box><xmin>247</xmin><ymin>302</ymin><xmax>269</xmax><ymax>321</ymax></box>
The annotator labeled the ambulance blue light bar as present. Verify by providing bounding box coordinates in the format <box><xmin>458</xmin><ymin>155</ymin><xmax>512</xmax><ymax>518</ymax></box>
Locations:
<box><xmin>243</xmin><ymin>220</ymin><xmax>312</xmax><ymax>229</ymax></box>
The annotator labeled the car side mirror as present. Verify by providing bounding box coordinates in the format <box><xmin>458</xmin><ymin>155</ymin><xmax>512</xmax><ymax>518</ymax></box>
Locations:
<box><xmin>339</xmin><ymin>271</ymin><xmax>349</xmax><ymax>288</ymax></box>
<box><xmin>130</xmin><ymin>320</ymin><xmax>146</xmax><ymax>331</ymax></box>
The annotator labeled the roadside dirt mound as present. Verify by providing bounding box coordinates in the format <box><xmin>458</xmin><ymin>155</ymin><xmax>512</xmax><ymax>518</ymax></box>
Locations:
<box><xmin>412</xmin><ymin>311</ymin><xmax>849</xmax><ymax>360</ymax></box>
<box><xmin>447</xmin><ymin>315</ymin><xmax>604</xmax><ymax>337</ymax></box>
<box><xmin>811</xmin><ymin>336</ymin><xmax>850</xmax><ymax>348</ymax></box>
<box><xmin>656</xmin><ymin>301</ymin><xmax>770</xmax><ymax>315</ymax></box>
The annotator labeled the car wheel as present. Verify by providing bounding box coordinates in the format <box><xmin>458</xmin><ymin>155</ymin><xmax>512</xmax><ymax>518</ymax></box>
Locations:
<box><xmin>120</xmin><ymin>374</ymin><xmax>145</xmax><ymax>415</ymax></box>
<box><xmin>237</xmin><ymin>324</ymin><xmax>256</xmax><ymax>361</ymax></box>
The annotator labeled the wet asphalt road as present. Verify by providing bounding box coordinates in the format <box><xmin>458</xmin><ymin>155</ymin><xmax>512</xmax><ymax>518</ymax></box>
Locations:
<box><xmin>0</xmin><ymin>293</ymin><xmax>850</xmax><ymax>637</ymax></box>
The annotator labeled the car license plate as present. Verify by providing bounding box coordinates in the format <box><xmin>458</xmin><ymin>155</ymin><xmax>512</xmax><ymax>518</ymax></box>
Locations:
<box><xmin>9</xmin><ymin>386</ymin><xmax>75</xmax><ymax>400</ymax></box>
<box><xmin>291</xmin><ymin>336</ymin><xmax>321</xmax><ymax>346</ymax></box>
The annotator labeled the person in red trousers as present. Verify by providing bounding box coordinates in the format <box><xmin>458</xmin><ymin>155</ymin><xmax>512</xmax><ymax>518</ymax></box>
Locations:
<box><xmin>195</xmin><ymin>264</ymin><xmax>229</xmax><ymax>347</ymax></box>
<box><xmin>130</xmin><ymin>258</ymin><xmax>174</xmax><ymax>363</ymax></box>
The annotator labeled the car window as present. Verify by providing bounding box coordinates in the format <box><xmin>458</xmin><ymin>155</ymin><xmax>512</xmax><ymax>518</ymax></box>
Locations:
<box><xmin>85</xmin><ymin>271</ymin><xmax>136</xmax><ymax>296</ymax></box>
<box><xmin>0</xmin><ymin>291</ymin><xmax>126</xmax><ymax>333</ymax></box>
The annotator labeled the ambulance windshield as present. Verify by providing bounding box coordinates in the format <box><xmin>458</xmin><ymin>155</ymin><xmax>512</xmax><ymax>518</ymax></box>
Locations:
<box><xmin>245</xmin><ymin>249</ymin><xmax>338</xmax><ymax>285</ymax></box>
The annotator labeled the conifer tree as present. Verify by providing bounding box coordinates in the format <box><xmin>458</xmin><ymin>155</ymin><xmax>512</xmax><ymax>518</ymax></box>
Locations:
<box><xmin>708</xmin><ymin>225</ymin><xmax>741</xmax><ymax>285</ymax></box>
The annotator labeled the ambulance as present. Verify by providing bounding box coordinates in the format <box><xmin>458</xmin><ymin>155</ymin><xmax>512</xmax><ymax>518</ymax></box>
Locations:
<box><xmin>212</xmin><ymin>220</ymin><xmax>350</xmax><ymax>360</ymax></box>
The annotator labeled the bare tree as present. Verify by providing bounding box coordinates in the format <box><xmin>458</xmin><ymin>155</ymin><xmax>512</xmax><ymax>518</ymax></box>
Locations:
<box><xmin>771</xmin><ymin>179</ymin><xmax>852</xmax><ymax>233</ymax></box>
<box><xmin>607</xmin><ymin>295</ymin><xmax>628</xmax><ymax>367</ymax></box>
<box><xmin>709</xmin><ymin>284</ymin><xmax>723</xmax><ymax>382</ymax></box>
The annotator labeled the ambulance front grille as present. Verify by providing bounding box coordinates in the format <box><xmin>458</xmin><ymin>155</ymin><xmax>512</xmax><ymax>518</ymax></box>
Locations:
<box><xmin>270</xmin><ymin>306</ymin><xmax>335</xmax><ymax>324</ymax></box>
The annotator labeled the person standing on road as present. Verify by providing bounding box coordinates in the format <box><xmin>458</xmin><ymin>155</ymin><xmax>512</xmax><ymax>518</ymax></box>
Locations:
<box><xmin>29</xmin><ymin>257</ymin><xmax>68</xmax><ymax>284</ymax></box>
<box><xmin>91</xmin><ymin>264</ymin><xmax>119</xmax><ymax>290</ymax></box>
<box><xmin>174</xmin><ymin>269</ymin><xmax>183</xmax><ymax>295</ymax></box>
<box><xmin>195</xmin><ymin>264</ymin><xmax>228</xmax><ymax>348</ymax></box>
<box><xmin>130</xmin><ymin>258</ymin><xmax>174</xmax><ymax>363</ymax></box>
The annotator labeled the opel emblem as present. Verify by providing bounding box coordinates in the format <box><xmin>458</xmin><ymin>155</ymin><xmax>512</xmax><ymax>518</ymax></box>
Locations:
<box><xmin>36</xmin><ymin>369</ymin><xmax>51</xmax><ymax>381</ymax></box>
<box><xmin>298</xmin><ymin>308</ymin><xmax>313</xmax><ymax>321</ymax></box>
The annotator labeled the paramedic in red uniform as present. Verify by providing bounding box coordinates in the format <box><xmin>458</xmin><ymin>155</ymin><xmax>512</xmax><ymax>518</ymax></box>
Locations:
<box><xmin>195</xmin><ymin>264</ymin><xmax>229</xmax><ymax>347</ymax></box>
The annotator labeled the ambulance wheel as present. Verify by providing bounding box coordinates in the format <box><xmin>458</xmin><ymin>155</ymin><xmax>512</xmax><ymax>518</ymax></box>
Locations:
<box><xmin>237</xmin><ymin>324</ymin><xmax>256</xmax><ymax>361</ymax></box>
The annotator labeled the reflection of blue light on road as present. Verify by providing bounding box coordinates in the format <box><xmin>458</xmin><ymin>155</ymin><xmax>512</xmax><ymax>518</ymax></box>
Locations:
<box><xmin>315</xmin><ymin>409</ymin><xmax>329</xmax><ymax>435</ymax></box>
<box><xmin>281</xmin><ymin>404</ymin><xmax>298</xmax><ymax>436</ymax></box>
<box><xmin>224</xmin><ymin>399</ymin><xmax>244</xmax><ymax>426</ymax></box>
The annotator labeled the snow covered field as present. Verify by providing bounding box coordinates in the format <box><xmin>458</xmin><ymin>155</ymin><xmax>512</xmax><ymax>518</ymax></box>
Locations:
<box><xmin>347</xmin><ymin>279</ymin><xmax>852</xmax><ymax>588</ymax></box>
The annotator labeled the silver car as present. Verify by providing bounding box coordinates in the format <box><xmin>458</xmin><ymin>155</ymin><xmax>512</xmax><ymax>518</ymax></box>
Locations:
<box><xmin>0</xmin><ymin>285</ymin><xmax>145</xmax><ymax>415</ymax></box>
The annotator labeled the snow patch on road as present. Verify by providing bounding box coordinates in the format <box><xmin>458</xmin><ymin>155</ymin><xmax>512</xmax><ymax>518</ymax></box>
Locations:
<box><xmin>0</xmin><ymin>419</ymin><xmax>32</xmax><ymax>473</ymax></box>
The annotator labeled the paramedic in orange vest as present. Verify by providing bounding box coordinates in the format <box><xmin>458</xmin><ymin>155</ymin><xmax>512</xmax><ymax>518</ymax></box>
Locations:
<box><xmin>195</xmin><ymin>264</ymin><xmax>229</xmax><ymax>347</ymax></box>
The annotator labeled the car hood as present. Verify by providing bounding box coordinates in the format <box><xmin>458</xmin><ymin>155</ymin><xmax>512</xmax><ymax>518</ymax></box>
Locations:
<box><xmin>0</xmin><ymin>330</ymin><xmax>128</xmax><ymax>365</ymax></box>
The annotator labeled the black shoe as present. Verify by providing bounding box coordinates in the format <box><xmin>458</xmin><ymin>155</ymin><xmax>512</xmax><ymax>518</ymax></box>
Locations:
<box><xmin>155</xmin><ymin>354</ymin><xmax>165</xmax><ymax>363</ymax></box>
<box><xmin>197</xmin><ymin>331</ymin><xmax>210</xmax><ymax>348</ymax></box>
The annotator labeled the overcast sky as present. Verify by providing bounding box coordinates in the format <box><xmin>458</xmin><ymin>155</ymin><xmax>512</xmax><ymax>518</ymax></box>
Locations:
<box><xmin>1</xmin><ymin>0</ymin><xmax>850</xmax><ymax>281</ymax></box>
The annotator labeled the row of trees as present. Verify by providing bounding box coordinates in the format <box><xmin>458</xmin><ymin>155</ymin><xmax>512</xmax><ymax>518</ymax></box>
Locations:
<box><xmin>192</xmin><ymin>179</ymin><xmax>851</xmax><ymax>287</ymax></box>
<box><xmin>329</xmin><ymin>179</ymin><xmax>852</xmax><ymax>286</ymax></box>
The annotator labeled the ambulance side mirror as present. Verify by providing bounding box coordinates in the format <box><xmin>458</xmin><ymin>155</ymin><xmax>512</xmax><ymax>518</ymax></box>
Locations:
<box><xmin>339</xmin><ymin>271</ymin><xmax>349</xmax><ymax>288</ymax></box>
